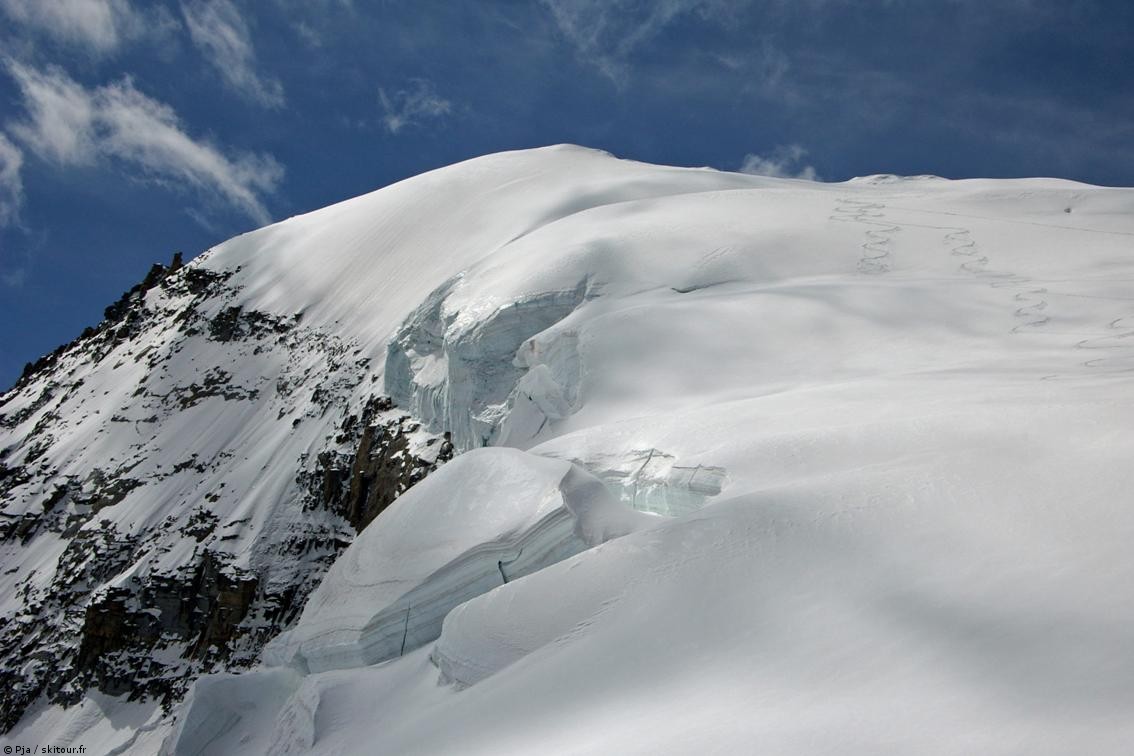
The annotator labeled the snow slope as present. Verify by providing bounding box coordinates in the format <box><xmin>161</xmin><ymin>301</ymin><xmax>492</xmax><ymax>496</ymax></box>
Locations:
<box><xmin>4</xmin><ymin>145</ymin><xmax>1134</xmax><ymax>753</ymax></box>
<box><xmin>264</xmin><ymin>448</ymin><xmax>653</xmax><ymax>675</ymax></box>
<box><xmin>0</xmin><ymin>145</ymin><xmax>766</xmax><ymax>744</ymax></box>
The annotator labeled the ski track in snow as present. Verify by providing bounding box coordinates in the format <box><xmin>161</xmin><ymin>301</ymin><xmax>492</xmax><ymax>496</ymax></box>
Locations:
<box><xmin>835</xmin><ymin>195</ymin><xmax>1134</xmax><ymax>380</ymax></box>
<box><xmin>163</xmin><ymin>162</ymin><xmax>1134</xmax><ymax>752</ymax></box>
<box><xmin>1073</xmin><ymin>315</ymin><xmax>1134</xmax><ymax>373</ymax></box>
<box><xmin>877</xmin><ymin>202</ymin><xmax>1134</xmax><ymax>380</ymax></box>
<box><xmin>944</xmin><ymin>228</ymin><xmax>1053</xmax><ymax>335</ymax></box>
<box><xmin>7</xmin><ymin>147</ymin><xmax>1134</xmax><ymax>754</ymax></box>
<box><xmin>830</xmin><ymin>198</ymin><xmax>898</xmax><ymax>274</ymax></box>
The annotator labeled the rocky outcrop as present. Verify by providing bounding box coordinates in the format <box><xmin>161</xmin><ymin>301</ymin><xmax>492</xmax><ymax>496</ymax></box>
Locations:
<box><xmin>207</xmin><ymin>305</ymin><xmax>294</xmax><ymax>343</ymax></box>
<box><xmin>309</xmin><ymin>396</ymin><xmax>442</xmax><ymax>532</ymax></box>
<box><xmin>0</xmin><ymin>252</ymin><xmax>446</xmax><ymax>733</ymax></box>
<box><xmin>71</xmin><ymin>551</ymin><xmax>259</xmax><ymax>697</ymax></box>
<box><xmin>0</xmin><ymin>399</ymin><xmax>442</xmax><ymax>731</ymax></box>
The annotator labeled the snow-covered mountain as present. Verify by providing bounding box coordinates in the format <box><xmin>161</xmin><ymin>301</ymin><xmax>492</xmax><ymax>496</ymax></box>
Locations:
<box><xmin>3</xmin><ymin>145</ymin><xmax>1134</xmax><ymax>754</ymax></box>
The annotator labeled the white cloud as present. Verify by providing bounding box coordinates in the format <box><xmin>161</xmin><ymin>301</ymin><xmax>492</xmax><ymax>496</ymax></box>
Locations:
<box><xmin>0</xmin><ymin>0</ymin><xmax>177</xmax><ymax>54</ymax></box>
<box><xmin>540</xmin><ymin>0</ymin><xmax>747</xmax><ymax>85</ymax></box>
<box><xmin>0</xmin><ymin>132</ymin><xmax>28</xmax><ymax>287</ymax></box>
<box><xmin>739</xmin><ymin>144</ymin><xmax>819</xmax><ymax>180</ymax></box>
<box><xmin>379</xmin><ymin>80</ymin><xmax>452</xmax><ymax>135</ymax></box>
<box><xmin>0</xmin><ymin>132</ymin><xmax>24</xmax><ymax>228</ymax></box>
<box><xmin>5</xmin><ymin>60</ymin><xmax>282</xmax><ymax>224</ymax></box>
<box><xmin>293</xmin><ymin>20</ymin><xmax>321</xmax><ymax>48</ymax></box>
<box><xmin>6</xmin><ymin>63</ymin><xmax>97</xmax><ymax>165</ymax></box>
<box><xmin>1</xmin><ymin>0</ymin><xmax>137</xmax><ymax>53</ymax></box>
<box><xmin>181</xmin><ymin>0</ymin><xmax>284</xmax><ymax>108</ymax></box>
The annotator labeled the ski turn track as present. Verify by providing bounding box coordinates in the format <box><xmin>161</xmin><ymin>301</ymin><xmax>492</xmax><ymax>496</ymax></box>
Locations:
<box><xmin>1073</xmin><ymin>315</ymin><xmax>1134</xmax><ymax>373</ymax></box>
<box><xmin>838</xmin><ymin>201</ymin><xmax>1134</xmax><ymax>379</ymax></box>
<box><xmin>830</xmin><ymin>198</ymin><xmax>899</xmax><ymax>274</ymax></box>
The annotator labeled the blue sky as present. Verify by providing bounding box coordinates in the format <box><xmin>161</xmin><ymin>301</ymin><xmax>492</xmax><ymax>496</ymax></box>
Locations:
<box><xmin>2</xmin><ymin>0</ymin><xmax>1132</xmax><ymax>389</ymax></box>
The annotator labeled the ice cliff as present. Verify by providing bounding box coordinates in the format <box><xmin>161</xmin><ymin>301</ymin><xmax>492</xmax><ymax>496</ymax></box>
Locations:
<box><xmin>2</xmin><ymin>145</ymin><xmax>1133</xmax><ymax>754</ymax></box>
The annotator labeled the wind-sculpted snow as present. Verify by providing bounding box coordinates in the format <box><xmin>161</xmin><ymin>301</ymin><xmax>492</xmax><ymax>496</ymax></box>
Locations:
<box><xmin>162</xmin><ymin>449</ymin><xmax>654</xmax><ymax>753</ymax></box>
<box><xmin>159</xmin><ymin>667</ymin><xmax>301</xmax><ymax>756</ymax></box>
<box><xmin>7</xmin><ymin>145</ymin><xmax>1134</xmax><ymax>753</ymax></box>
<box><xmin>262</xmin><ymin>447</ymin><xmax>654</xmax><ymax>675</ymax></box>
<box><xmin>170</xmin><ymin>392</ymin><xmax>1134</xmax><ymax>755</ymax></box>
<box><xmin>0</xmin><ymin>145</ymin><xmax>772</xmax><ymax>746</ymax></box>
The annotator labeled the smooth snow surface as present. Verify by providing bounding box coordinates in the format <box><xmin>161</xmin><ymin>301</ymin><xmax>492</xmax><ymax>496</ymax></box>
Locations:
<box><xmin>13</xmin><ymin>145</ymin><xmax>1133</xmax><ymax>754</ymax></box>
<box><xmin>4</xmin><ymin>692</ymin><xmax>166</xmax><ymax>755</ymax></box>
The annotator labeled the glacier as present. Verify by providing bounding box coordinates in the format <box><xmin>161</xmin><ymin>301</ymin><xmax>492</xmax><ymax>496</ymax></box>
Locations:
<box><xmin>2</xmin><ymin>145</ymin><xmax>1133</xmax><ymax>754</ymax></box>
<box><xmin>263</xmin><ymin>448</ymin><xmax>654</xmax><ymax>676</ymax></box>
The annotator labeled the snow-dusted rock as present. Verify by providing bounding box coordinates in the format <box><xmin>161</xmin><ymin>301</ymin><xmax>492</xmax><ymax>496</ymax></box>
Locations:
<box><xmin>6</xmin><ymin>145</ymin><xmax>1134</xmax><ymax>753</ymax></box>
<box><xmin>264</xmin><ymin>447</ymin><xmax>653</xmax><ymax>675</ymax></box>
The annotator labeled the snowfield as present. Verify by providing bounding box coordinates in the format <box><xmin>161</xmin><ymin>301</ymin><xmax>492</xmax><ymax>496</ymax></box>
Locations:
<box><xmin>5</xmin><ymin>145</ymin><xmax>1134</xmax><ymax>754</ymax></box>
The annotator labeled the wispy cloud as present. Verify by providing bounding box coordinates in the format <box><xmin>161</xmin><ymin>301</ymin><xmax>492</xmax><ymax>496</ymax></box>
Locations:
<box><xmin>293</xmin><ymin>20</ymin><xmax>322</xmax><ymax>48</ymax></box>
<box><xmin>739</xmin><ymin>144</ymin><xmax>819</xmax><ymax>180</ymax></box>
<box><xmin>5</xmin><ymin>60</ymin><xmax>282</xmax><ymax>224</ymax></box>
<box><xmin>0</xmin><ymin>131</ymin><xmax>29</xmax><ymax>287</ymax></box>
<box><xmin>0</xmin><ymin>132</ymin><xmax>23</xmax><ymax>228</ymax></box>
<box><xmin>181</xmin><ymin>0</ymin><xmax>285</xmax><ymax>108</ymax></box>
<box><xmin>539</xmin><ymin>0</ymin><xmax>748</xmax><ymax>86</ymax></box>
<box><xmin>378</xmin><ymin>80</ymin><xmax>452</xmax><ymax>135</ymax></box>
<box><xmin>0</xmin><ymin>0</ymin><xmax>139</xmax><ymax>54</ymax></box>
<box><xmin>6</xmin><ymin>62</ymin><xmax>97</xmax><ymax>165</ymax></box>
<box><xmin>0</xmin><ymin>0</ymin><xmax>178</xmax><ymax>55</ymax></box>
